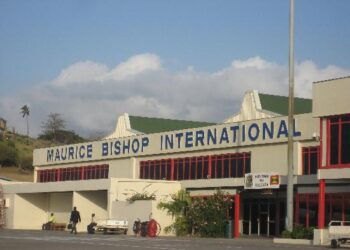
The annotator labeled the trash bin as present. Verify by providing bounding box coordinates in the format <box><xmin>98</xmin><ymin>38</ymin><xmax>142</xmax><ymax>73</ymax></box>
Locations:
<box><xmin>226</xmin><ymin>220</ymin><xmax>233</xmax><ymax>238</ymax></box>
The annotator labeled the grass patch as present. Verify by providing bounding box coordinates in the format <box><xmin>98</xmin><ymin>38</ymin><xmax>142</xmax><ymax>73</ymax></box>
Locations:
<box><xmin>0</xmin><ymin>166</ymin><xmax>33</xmax><ymax>182</ymax></box>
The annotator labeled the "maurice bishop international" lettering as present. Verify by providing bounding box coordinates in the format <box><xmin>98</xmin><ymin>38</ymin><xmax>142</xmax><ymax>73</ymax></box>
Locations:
<box><xmin>46</xmin><ymin>119</ymin><xmax>301</xmax><ymax>163</ymax></box>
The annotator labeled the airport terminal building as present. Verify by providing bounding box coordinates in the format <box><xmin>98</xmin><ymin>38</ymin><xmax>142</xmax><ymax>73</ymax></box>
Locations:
<box><xmin>2</xmin><ymin>77</ymin><xmax>350</xmax><ymax>239</ymax></box>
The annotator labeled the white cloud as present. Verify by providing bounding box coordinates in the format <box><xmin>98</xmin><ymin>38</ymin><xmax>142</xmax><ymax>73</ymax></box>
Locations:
<box><xmin>101</xmin><ymin>53</ymin><xmax>161</xmax><ymax>81</ymax></box>
<box><xmin>232</xmin><ymin>56</ymin><xmax>277</xmax><ymax>70</ymax></box>
<box><xmin>53</xmin><ymin>61</ymin><xmax>108</xmax><ymax>86</ymax></box>
<box><xmin>1</xmin><ymin>54</ymin><xmax>349</xmax><ymax>138</ymax></box>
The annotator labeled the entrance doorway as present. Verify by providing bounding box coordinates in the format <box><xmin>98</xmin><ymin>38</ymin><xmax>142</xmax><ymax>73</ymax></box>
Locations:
<box><xmin>243</xmin><ymin>199</ymin><xmax>285</xmax><ymax>237</ymax></box>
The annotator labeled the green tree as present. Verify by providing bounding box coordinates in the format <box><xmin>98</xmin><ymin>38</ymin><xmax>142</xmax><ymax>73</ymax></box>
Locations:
<box><xmin>20</xmin><ymin>105</ymin><xmax>30</xmax><ymax>143</ymax></box>
<box><xmin>157</xmin><ymin>190</ymin><xmax>191</xmax><ymax>236</ymax></box>
<box><xmin>40</xmin><ymin>113</ymin><xmax>66</xmax><ymax>142</ymax></box>
<box><xmin>158</xmin><ymin>189</ymin><xmax>232</xmax><ymax>238</ymax></box>
<box><xmin>187</xmin><ymin>190</ymin><xmax>231</xmax><ymax>237</ymax></box>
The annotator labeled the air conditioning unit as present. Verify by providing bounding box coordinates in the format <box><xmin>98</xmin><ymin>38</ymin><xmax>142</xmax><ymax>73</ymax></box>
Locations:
<box><xmin>5</xmin><ymin>198</ymin><xmax>10</xmax><ymax>208</ymax></box>
<box><xmin>1</xmin><ymin>198</ymin><xmax>10</xmax><ymax>208</ymax></box>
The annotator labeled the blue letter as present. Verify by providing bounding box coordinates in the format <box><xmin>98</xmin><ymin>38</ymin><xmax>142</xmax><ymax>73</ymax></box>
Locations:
<box><xmin>123</xmin><ymin>140</ymin><xmax>130</xmax><ymax>154</ymax></box>
<box><xmin>220</xmin><ymin>127</ymin><xmax>229</xmax><ymax>144</ymax></box>
<box><xmin>207</xmin><ymin>129</ymin><xmax>217</xmax><ymax>145</ymax></box>
<box><xmin>60</xmin><ymin>148</ymin><xmax>67</xmax><ymax>160</ymax></box>
<box><xmin>293</xmin><ymin>119</ymin><xmax>301</xmax><ymax>137</ymax></box>
<box><xmin>114</xmin><ymin>141</ymin><xmax>121</xmax><ymax>155</ymax></box>
<box><xmin>132</xmin><ymin>139</ymin><xmax>140</xmax><ymax>153</ymax></box>
<box><xmin>79</xmin><ymin>145</ymin><xmax>85</xmax><ymax>159</ymax></box>
<box><xmin>47</xmin><ymin>149</ymin><xmax>54</xmax><ymax>162</ymax></box>
<box><xmin>277</xmin><ymin>120</ymin><xmax>288</xmax><ymax>138</ymax></box>
<box><xmin>102</xmin><ymin>142</ymin><xmax>108</xmax><ymax>156</ymax></box>
<box><xmin>165</xmin><ymin>134</ymin><xmax>174</xmax><ymax>150</ymax></box>
<box><xmin>248</xmin><ymin>123</ymin><xmax>260</xmax><ymax>141</ymax></box>
<box><xmin>242</xmin><ymin>125</ymin><xmax>246</xmax><ymax>142</ymax></box>
<box><xmin>55</xmin><ymin>149</ymin><xmax>61</xmax><ymax>161</ymax></box>
<box><xmin>68</xmin><ymin>147</ymin><xmax>74</xmax><ymax>159</ymax></box>
<box><xmin>185</xmin><ymin>131</ymin><xmax>193</xmax><ymax>148</ymax></box>
<box><xmin>86</xmin><ymin>144</ymin><xmax>93</xmax><ymax>158</ymax></box>
<box><xmin>141</xmin><ymin>137</ymin><xmax>149</xmax><ymax>152</ymax></box>
<box><xmin>175</xmin><ymin>133</ymin><xmax>184</xmax><ymax>148</ymax></box>
<box><xmin>195</xmin><ymin>130</ymin><xmax>205</xmax><ymax>146</ymax></box>
<box><xmin>230</xmin><ymin>125</ymin><xmax>239</xmax><ymax>143</ymax></box>
<box><xmin>262</xmin><ymin>121</ymin><xmax>274</xmax><ymax>140</ymax></box>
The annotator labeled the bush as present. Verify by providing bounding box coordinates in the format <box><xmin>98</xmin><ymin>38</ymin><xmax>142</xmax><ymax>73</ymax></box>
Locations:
<box><xmin>19</xmin><ymin>155</ymin><xmax>33</xmax><ymax>170</ymax></box>
<box><xmin>0</xmin><ymin>141</ymin><xmax>18</xmax><ymax>166</ymax></box>
<box><xmin>126</xmin><ymin>191</ymin><xmax>156</xmax><ymax>203</ymax></box>
<box><xmin>291</xmin><ymin>224</ymin><xmax>306</xmax><ymax>239</ymax></box>
<box><xmin>304</xmin><ymin>226</ymin><xmax>315</xmax><ymax>240</ymax></box>
<box><xmin>187</xmin><ymin>190</ymin><xmax>231</xmax><ymax>238</ymax></box>
<box><xmin>38</xmin><ymin>129</ymin><xmax>85</xmax><ymax>144</ymax></box>
<box><xmin>281</xmin><ymin>225</ymin><xmax>314</xmax><ymax>239</ymax></box>
<box><xmin>281</xmin><ymin>230</ymin><xmax>292</xmax><ymax>238</ymax></box>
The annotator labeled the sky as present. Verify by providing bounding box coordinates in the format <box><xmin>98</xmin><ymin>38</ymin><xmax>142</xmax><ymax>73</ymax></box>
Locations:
<box><xmin>1</xmin><ymin>0</ymin><xmax>350</xmax><ymax>138</ymax></box>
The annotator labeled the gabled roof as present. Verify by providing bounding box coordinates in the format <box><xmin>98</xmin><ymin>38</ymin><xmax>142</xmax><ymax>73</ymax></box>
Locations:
<box><xmin>129</xmin><ymin>115</ymin><xmax>215</xmax><ymax>134</ymax></box>
<box><xmin>258</xmin><ymin>93</ymin><xmax>312</xmax><ymax>115</ymax></box>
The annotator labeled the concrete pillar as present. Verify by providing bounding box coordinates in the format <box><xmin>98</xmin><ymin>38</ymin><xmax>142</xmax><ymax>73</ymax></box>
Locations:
<box><xmin>318</xmin><ymin>179</ymin><xmax>325</xmax><ymax>229</ymax></box>
<box><xmin>234</xmin><ymin>193</ymin><xmax>240</xmax><ymax>238</ymax></box>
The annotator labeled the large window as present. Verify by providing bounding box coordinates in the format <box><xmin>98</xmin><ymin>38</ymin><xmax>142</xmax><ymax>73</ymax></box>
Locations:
<box><xmin>302</xmin><ymin>146</ymin><xmax>320</xmax><ymax>175</ymax></box>
<box><xmin>140</xmin><ymin>152</ymin><xmax>251</xmax><ymax>180</ymax></box>
<box><xmin>37</xmin><ymin>164</ymin><xmax>109</xmax><ymax>183</ymax></box>
<box><xmin>173</xmin><ymin>156</ymin><xmax>210</xmax><ymax>180</ymax></box>
<box><xmin>296</xmin><ymin>193</ymin><xmax>350</xmax><ymax>227</ymax></box>
<box><xmin>328</xmin><ymin>114</ymin><xmax>350</xmax><ymax>166</ymax></box>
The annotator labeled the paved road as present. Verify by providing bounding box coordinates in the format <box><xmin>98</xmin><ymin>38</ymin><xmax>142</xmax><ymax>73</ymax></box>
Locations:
<box><xmin>0</xmin><ymin>229</ymin><xmax>329</xmax><ymax>250</ymax></box>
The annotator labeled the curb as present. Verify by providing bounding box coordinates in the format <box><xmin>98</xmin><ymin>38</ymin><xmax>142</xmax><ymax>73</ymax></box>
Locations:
<box><xmin>273</xmin><ymin>238</ymin><xmax>313</xmax><ymax>245</ymax></box>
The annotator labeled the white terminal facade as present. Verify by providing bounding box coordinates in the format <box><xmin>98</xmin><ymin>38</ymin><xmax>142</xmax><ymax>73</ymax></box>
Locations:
<box><xmin>2</xmin><ymin>77</ymin><xmax>350</xmax><ymax>240</ymax></box>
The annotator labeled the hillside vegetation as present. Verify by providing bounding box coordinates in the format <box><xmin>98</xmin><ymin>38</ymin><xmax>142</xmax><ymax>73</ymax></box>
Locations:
<box><xmin>0</xmin><ymin>130</ymin><xmax>85</xmax><ymax>182</ymax></box>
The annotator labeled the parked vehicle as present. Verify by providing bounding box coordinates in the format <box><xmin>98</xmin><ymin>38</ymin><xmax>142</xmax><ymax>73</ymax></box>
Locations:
<box><xmin>95</xmin><ymin>219</ymin><xmax>128</xmax><ymax>234</ymax></box>
<box><xmin>328</xmin><ymin>221</ymin><xmax>350</xmax><ymax>248</ymax></box>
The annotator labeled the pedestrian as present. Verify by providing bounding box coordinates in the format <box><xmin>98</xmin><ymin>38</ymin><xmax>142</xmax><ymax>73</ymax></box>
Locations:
<box><xmin>133</xmin><ymin>218</ymin><xmax>141</xmax><ymax>237</ymax></box>
<box><xmin>42</xmin><ymin>212</ymin><xmax>56</xmax><ymax>230</ymax></box>
<box><xmin>69</xmin><ymin>207</ymin><xmax>81</xmax><ymax>234</ymax></box>
<box><xmin>87</xmin><ymin>213</ymin><xmax>97</xmax><ymax>234</ymax></box>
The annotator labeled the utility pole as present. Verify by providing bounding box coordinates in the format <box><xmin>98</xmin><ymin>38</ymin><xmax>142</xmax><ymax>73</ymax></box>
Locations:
<box><xmin>286</xmin><ymin>0</ymin><xmax>295</xmax><ymax>232</ymax></box>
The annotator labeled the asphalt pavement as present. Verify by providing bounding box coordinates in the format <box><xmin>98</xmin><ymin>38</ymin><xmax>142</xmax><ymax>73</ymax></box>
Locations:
<box><xmin>0</xmin><ymin>229</ymin><xmax>329</xmax><ymax>250</ymax></box>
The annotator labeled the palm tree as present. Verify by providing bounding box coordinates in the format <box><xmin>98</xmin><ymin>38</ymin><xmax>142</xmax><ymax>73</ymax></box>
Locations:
<box><xmin>20</xmin><ymin>105</ymin><xmax>30</xmax><ymax>143</ymax></box>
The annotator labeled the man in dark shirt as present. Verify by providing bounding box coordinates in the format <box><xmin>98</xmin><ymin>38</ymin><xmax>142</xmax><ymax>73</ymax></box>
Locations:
<box><xmin>69</xmin><ymin>207</ymin><xmax>81</xmax><ymax>234</ymax></box>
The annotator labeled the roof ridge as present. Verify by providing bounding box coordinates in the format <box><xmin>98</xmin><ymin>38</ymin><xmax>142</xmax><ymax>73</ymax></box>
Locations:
<box><xmin>258</xmin><ymin>92</ymin><xmax>312</xmax><ymax>100</ymax></box>
<box><xmin>258</xmin><ymin>92</ymin><xmax>312</xmax><ymax>116</ymax></box>
<box><xmin>313</xmin><ymin>75</ymin><xmax>350</xmax><ymax>84</ymax></box>
<box><xmin>128</xmin><ymin>115</ymin><xmax>214</xmax><ymax>124</ymax></box>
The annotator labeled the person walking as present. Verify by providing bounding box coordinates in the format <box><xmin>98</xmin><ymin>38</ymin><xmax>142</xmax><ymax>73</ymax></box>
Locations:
<box><xmin>69</xmin><ymin>207</ymin><xmax>81</xmax><ymax>234</ymax></box>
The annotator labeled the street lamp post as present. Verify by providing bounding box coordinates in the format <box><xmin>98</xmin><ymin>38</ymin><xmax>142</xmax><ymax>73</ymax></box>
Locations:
<box><xmin>286</xmin><ymin>0</ymin><xmax>295</xmax><ymax>232</ymax></box>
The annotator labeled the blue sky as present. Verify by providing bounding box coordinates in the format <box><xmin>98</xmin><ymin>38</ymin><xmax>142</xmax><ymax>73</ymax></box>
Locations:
<box><xmin>1</xmin><ymin>0</ymin><xmax>350</xmax><ymax>137</ymax></box>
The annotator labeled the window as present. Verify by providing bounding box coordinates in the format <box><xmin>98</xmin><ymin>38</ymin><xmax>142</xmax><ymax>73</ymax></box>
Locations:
<box><xmin>328</xmin><ymin>114</ymin><xmax>350</xmax><ymax>166</ymax></box>
<box><xmin>223</xmin><ymin>155</ymin><xmax>230</xmax><ymax>178</ymax></box>
<box><xmin>140</xmin><ymin>152</ymin><xmax>251</xmax><ymax>181</ymax></box>
<box><xmin>37</xmin><ymin>164</ymin><xmax>109</xmax><ymax>183</ymax></box>
<box><xmin>302</xmin><ymin>146</ymin><xmax>320</xmax><ymax>174</ymax></box>
<box><xmin>296</xmin><ymin>193</ymin><xmax>350</xmax><ymax>227</ymax></box>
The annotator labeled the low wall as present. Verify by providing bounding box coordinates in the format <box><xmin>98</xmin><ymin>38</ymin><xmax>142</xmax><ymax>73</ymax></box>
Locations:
<box><xmin>112</xmin><ymin>200</ymin><xmax>174</xmax><ymax>236</ymax></box>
